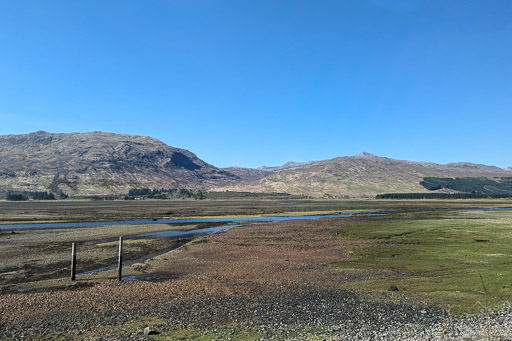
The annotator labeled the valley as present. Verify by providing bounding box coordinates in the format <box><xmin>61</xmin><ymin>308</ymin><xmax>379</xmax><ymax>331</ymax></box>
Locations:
<box><xmin>1</xmin><ymin>199</ymin><xmax>512</xmax><ymax>339</ymax></box>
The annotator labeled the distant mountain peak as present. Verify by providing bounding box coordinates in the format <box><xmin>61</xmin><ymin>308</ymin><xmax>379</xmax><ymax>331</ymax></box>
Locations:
<box><xmin>281</xmin><ymin>161</ymin><xmax>307</xmax><ymax>168</ymax></box>
<box><xmin>32</xmin><ymin>130</ymin><xmax>49</xmax><ymax>135</ymax></box>
<box><xmin>354</xmin><ymin>152</ymin><xmax>377</xmax><ymax>158</ymax></box>
<box><xmin>257</xmin><ymin>161</ymin><xmax>309</xmax><ymax>173</ymax></box>
<box><xmin>215</xmin><ymin>153</ymin><xmax>512</xmax><ymax>198</ymax></box>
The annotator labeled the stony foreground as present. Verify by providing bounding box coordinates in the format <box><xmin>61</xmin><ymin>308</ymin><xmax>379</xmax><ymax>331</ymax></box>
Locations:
<box><xmin>1</xmin><ymin>217</ymin><xmax>512</xmax><ymax>340</ymax></box>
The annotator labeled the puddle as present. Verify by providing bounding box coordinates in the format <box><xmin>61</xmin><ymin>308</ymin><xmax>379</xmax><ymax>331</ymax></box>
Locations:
<box><xmin>122</xmin><ymin>275</ymin><xmax>151</xmax><ymax>280</ymax></box>
<box><xmin>78</xmin><ymin>266</ymin><xmax>114</xmax><ymax>276</ymax></box>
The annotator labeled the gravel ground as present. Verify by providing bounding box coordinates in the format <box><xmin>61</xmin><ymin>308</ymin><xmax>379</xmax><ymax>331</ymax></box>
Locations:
<box><xmin>2</xmin><ymin>281</ymin><xmax>511</xmax><ymax>340</ymax></box>
<box><xmin>2</xmin><ymin>216</ymin><xmax>512</xmax><ymax>340</ymax></box>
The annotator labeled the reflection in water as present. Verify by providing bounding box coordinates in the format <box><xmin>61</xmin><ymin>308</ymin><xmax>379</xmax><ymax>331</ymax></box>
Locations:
<box><xmin>1</xmin><ymin>207</ymin><xmax>511</xmax><ymax>230</ymax></box>
<box><xmin>0</xmin><ymin>213</ymin><xmax>353</xmax><ymax>229</ymax></box>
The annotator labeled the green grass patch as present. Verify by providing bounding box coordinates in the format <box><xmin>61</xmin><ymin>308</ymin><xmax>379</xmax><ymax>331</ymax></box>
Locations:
<box><xmin>122</xmin><ymin>315</ymin><xmax>167</xmax><ymax>330</ymax></box>
<box><xmin>150</xmin><ymin>327</ymin><xmax>262</xmax><ymax>341</ymax></box>
<box><xmin>283</xmin><ymin>325</ymin><xmax>330</xmax><ymax>340</ymax></box>
<box><xmin>148</xmin><ymin>325</ymin><xmax>329</xmax><ymax>340</ymax></box>
<box><xmin>332</xmin><ymin>210</ymin><xmax>512</xmax><ymax>313</ymax></box>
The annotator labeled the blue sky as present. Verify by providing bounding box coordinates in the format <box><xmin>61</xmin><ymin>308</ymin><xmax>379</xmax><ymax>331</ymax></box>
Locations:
<box><xmin>1</xmin><ymin>0</ymin><xmax>511</xmax><ymax>168</ymax></box>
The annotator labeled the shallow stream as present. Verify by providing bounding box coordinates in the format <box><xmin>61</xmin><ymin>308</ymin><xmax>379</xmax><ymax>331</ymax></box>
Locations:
<box><xmin>1</xmin><ymin>207</ymin><xmax>511</xmax><ymax>231</ymax></box>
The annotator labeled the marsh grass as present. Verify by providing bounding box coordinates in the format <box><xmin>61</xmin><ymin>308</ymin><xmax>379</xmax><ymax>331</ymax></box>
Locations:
<box><xmin>149</xmin><ymin>326</ymin><xmax>262</xmax><ymax>341</ymax></box>
<box><xmin>332</xmin><ymin>210</ymin><xmax>512</xmax><ymax>313</ymax></box>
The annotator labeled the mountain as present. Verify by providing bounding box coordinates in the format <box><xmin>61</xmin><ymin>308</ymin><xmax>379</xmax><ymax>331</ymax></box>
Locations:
<box><xmin>221</xmin><ymin>167</ymin><xmax>271</xmax><ymax>182</ymax></box>
<box><xmin>0</xmin><ymin>131</ymin><xmax>239</xmax><ymax>195</ymax></box>
<box><xmin>221</xmin><ymin>161</ymin><xmax>316</xmax><ymax>182</ymax></box>
<box><xmin>1</xmin><ymin>132</ymin><xmax>510</xmax><ymax>198</ymax></box>
<box><xmin>354</xmin><ymin>152</ymin><xmax>377</xmax><ymax>158</ymax></box>
<box><xmin>213</xmin><ymin>154</ymin><xmax>512</xmax><ymax>198</ymax></box>
<box><xmin>220</xmin><ymin>161</ymin><xmax>314</xmax><ymax>182</ymax></box>
<box><xmin>258</xmin><ymin>161</ymin><xmax>312</xmax><ymax>173</ymax></box>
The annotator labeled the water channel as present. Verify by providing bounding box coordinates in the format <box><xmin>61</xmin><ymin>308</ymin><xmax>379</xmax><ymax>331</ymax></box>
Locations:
<box><xmin>1</xmin><ymin>207</ymin><xmax>511</xmax><ymax>231</ymax></box>
<box><xmin>3</xmin><ymin>207</ymin><xmax>510</xmax><ymax>279</ymax></box>
<box><xmin>0</xmin><ymin>212</ymin><xmax>358</xmax><ymax>230</ymax></box>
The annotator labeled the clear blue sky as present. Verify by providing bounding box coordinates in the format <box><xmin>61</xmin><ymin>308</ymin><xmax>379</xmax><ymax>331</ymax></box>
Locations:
<box><xmin>1</xmin><ymin>0</ymin><xmax>511</xmax><ymax>168</ymax></box>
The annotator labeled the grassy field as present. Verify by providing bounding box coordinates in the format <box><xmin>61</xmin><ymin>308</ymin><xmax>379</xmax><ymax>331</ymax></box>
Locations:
<box><xmin>332</xmin><ymin>209</ymin><xmax>512</xmax><ymax>313</ymax></box>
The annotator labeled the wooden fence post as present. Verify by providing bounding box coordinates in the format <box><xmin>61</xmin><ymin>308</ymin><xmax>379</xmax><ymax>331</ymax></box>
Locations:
<box><xmin>118</xmin><ymin>236</ymin><xmax>123</xmax><ymax>281</ymax></box>
<box><xmin>71</xmin><ymin>242</ymin><xmax>76</xmax><ymax>281</ymax></box>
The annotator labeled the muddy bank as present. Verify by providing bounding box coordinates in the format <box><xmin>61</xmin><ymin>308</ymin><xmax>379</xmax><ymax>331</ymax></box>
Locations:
<box><xmin>0</xmin><ymin>221</ymin><xmax>232</xmax><ymax>290</ymax></box>
<box><xmin>2</xmin><ymin>205</ymin><xmax>512</xmax><ymax>339</ymax></box>
<box><xmin>0</xmin><ymin>216</ymin><xmax>432</xmax><ymax>340</ymax></box>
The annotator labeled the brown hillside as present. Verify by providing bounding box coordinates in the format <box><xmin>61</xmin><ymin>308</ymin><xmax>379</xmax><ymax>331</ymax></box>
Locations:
<box><xmin>0</xmin><ymin>131</ymin><xmax>239</xmax><ymax>196</ymax></box>
<box><xmin>214</xmin><ymin>155</ymin><xmax>512</xmax><ymax>198</ymax></box>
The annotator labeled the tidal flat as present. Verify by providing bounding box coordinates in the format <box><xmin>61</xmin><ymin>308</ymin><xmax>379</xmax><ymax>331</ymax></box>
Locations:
<box><xmin>1</xmin><ymin>199</ymin><xmax>512</xmax><ymax>340</ymax></box>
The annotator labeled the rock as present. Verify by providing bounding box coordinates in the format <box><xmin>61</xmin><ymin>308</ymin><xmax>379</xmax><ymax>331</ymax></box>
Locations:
<box><xmin>143</xmin><ymin>327</ymin><xmax>158</xmax><ymax>336</ymax></box>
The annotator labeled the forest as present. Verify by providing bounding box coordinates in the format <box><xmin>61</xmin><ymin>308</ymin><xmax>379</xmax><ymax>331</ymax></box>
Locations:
<box><xmin>376</xmin><ymin>192</ymin><xmax>512</xmax><ymax>199</ymax></box>
<box><xmin>376</xmin><ymin>177</ymin><xmax>512</xmax><ymax>199</ymax></box>
<box><xmin>420</xmin><ymin>176</ymin><xmax>512</xmax><ymax>194</ymax></box>
<box><xmin>126</xmin><ymin>188</ymin><xmax>204</xmax><ymax>200</ymax></box>
<box><xmin>6</xmin><ymin>191</ymin><xmax>56</xmax><ymax>201</ymax></box>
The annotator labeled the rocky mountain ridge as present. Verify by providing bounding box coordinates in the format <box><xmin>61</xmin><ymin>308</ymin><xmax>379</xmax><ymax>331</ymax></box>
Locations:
<box><xmin>214</xmin><ymin>154</ymin><xmax>512</xmax><ymax>198</ymax></box>
<box><xmin>0</xmin><ymin>131</ymin><xmax>239</xmax><ymax>196</ymax></box>
<box><xmin>257</xmin><ymin>161</ymin><xmax>313</xmax><ymax>173</ymax></box>
<box><xmin>0</xmin><ymin>131</ymin><xmax>510</xmax><ymax>197</ymax></box>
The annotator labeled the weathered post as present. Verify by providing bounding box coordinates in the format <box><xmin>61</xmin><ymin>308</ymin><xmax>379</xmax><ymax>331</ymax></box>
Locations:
<box><xmin>71</xmin><ymin>242</ymin><xmax>77</xmax><ymax>281</ymax></box>
<box><xmin>118</xmin><ymin>236</ymin><xmax>123</xmax><ymax>281</ymax></box>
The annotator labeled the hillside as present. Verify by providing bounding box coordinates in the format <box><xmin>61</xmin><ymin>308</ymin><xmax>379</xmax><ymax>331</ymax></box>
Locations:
<box><xmin>0</xmin><ymin>131</ymin><xmax>239</xmax><ymax>196</ymax></box>
<box><xmin>221</xmin><ymin>161</ymin><xmax>313</xmax><ymax>182</ymax></box>
<box><xmin>221</xmin><ymin>167</ymin><xmax>271</xmax><ymax>182</ymax></box>
<box><xmin>213</xmin><ymin>154</ymin><xmax>512</xmax><ymax>198</ymax></box>
<box><xmin>1</xmin><ymin>131</ymin><xmax>510</xmax><ymax>198</ymax></box>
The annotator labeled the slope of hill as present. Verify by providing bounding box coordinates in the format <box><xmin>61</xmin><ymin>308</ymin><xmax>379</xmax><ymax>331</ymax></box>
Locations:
<box><xmin>221</xmin><ymin>167</ymin><xmax>271</xmax><ymax>182</ymax></box>
<box><xmin>1</xmin><ymin>132</ymin><xmax>510</xmax><ymax>198</ymax></box>
<box><xmin>213</xmin><ymin>155</ymin><xmax>512</xmax><ymax>198</ymax></box>
<box><xmin>0</xmin><ymin>131</ymin><xmax>239</xmax><ymax>196</ymax></box>
<box><xmin>257</xmin><ymin>161</ymin><xmax>312</xmax><ymax>173</ymax></box>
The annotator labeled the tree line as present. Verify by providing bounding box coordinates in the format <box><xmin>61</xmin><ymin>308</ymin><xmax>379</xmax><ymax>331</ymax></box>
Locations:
<box><xmin>377</xmin><ymin>177</ymin><xmax>512</xmax><ymax>199</ymax></box>
<box><xmin>126</xmin><ymin>188</ymin><xmax>204</xmax><ymax>200</ymax></box>
<box><xmin>6</xmin><ymin>191</ymin><xmax>56</xmax><ymax>201</ymax></box>
<box><xmin>204</xmin><ymin>191</ymin><xmax>302</xmax><ymax>199</ymax></box>
<box><xmin>376</xmin><ymin>192</ymin><xmax>512</xmax><ymax>199</ymax></box>
<box><xmin>420</xmin><ymin>177</ymin><xmax>512</xmax><ymax>195</ymax></box>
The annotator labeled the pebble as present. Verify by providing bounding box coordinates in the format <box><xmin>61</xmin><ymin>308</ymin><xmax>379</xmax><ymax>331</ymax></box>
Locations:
<box><xmin>3</xmin><ymin>285</ymin><xmax>509</xmax><ymax>340</ymax></box>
